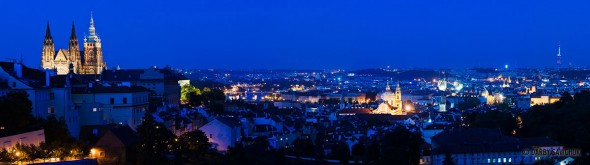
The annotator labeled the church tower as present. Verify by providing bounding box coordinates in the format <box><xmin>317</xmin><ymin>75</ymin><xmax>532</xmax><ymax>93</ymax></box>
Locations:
<box><xmin>68</xmin><ymin>22</ymin><xmax>81</xmax><ymax>73</ymax></box>
<box><xmin>41</xmin><ymin>22</ymin><xmax>55</xmax><ymax>69</ymax></box>
<box><xmin>83</xmin><ymin>13</ymin><xmax>105</xmax><ymax>74</ymax></box>
<box><xmin>394</xmin><ymin>82</ymin><xmax>402</xmax><ymax>111</ymax></box>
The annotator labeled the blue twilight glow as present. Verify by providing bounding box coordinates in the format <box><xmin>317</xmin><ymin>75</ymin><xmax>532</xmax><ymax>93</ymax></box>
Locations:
<box><xmin>0</xmin><ymin>0</ymin><xmax>589</xmax><ymax>69</ymax></box>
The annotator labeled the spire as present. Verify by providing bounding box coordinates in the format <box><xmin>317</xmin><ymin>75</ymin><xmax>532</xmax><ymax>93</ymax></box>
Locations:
<box><xmin>70</xmin><ymin>22</ymin><xmax>77</xmax><ymax>40</ymax></box>
<box><xmin>87</xmin><ymin>12</ymin><xmax>99</xmax><ymax>42</ymax></box>
<box><xmin>90</xmin><ymin>12</ymin><xmax>94</xmax><ymax>27</ymax></box>
<box><xmin>44</xmin><ymin>22</ymin><xmax>53</xmax><ymax>43</ymax></box>
<box><xmin>385</xmin><ymin>80</ymin><xmax>391</xmax><ymax>91</ymax></box>
<box><xmin>396</xmin><ymin>81</ymin><xmax>401</xmax><ymax>94</ymax></box>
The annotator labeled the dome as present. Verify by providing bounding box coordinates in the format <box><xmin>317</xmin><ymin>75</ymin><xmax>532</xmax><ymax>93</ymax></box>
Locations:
<box><xmin>380</xmin><ymin>91</ymin><xmax>395</xmax><ymax>101</ymax></box>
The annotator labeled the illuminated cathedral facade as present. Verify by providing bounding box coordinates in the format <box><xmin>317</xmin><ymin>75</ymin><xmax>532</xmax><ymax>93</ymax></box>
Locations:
<box><xmin>374</xmin><ymin>82</ymin><xmax>406</xmax><ymax>115</ymax></box>
<box><xmin>41</xmin><ymin>14</ymin><xmax>106</xmax><ymax>75</ymax></box>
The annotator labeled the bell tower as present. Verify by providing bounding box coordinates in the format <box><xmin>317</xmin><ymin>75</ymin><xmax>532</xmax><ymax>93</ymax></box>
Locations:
<box><xmin>83</xmin><ymin>13</ymin><xmax>105</xmax><ymax>74</ymax></box>
<box><xmin>69</xmin><ymin>22</ymin><xmax>81</xmax><ymax>73</ymax></box>
<box><xmin>41</xmin><ymin>22</ymin><xmax>55</xmax><ymax>69</ymax></box>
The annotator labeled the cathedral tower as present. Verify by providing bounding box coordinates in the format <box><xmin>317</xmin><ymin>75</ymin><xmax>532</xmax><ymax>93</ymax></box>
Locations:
<box><xmin>83</xmin><ymin>13</ymin><xmax>105</xmax><ymax>74</ymax></box>
<box><xmin>69</xmin><ymin>22</ymin><xmax>81</xmax><ymax>73</ymax></box>
<box><xmin>41</xmin><ymin>22</ymin><xmax>55</xmax><ymax>69</ymax></box>
<box><xmin>394</xmin><ymin>82</ymin><xmax>402</xmax><ymax>110</ymax></box>
<box><xmin>40</xmin><ymin>13</ymin><xmax>107</xmax><ymax>75</ymax></box>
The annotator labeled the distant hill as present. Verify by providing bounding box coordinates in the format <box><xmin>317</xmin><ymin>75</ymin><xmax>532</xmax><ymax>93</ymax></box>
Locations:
<box><xmin>470</xmin><ymin>68</ymin><xmax>499</xmax><ymax>74</ymax></box>
<box><xmin>348</xmin><ymin>69</ymin><xmax>443</xmax><ymax>80</ymax></box>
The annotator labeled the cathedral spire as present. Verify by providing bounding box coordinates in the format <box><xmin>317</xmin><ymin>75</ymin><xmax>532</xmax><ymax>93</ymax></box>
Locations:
<box><xmin>70</xmin><ymin>22</ymin><xmax>77</xmax><ymax>40</ymax></box>
<box><xmin>87</xmin><ymin>12</ymin><xmax>99</xmax><ymax>42</ymax></box>
<box><xmin>69</xmin><ymin>21</ymin><xmax>80</xmax><ymax>65</ymax></box>
<box><xmin>44</xmin><ymin>22</ymin><xmax>53</xmax><ymax>43</ymax></box>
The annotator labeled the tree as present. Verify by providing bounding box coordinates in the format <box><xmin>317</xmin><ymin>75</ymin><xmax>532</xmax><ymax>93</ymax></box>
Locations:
<box><xmin>377</xmin><ymin>127</ymin><xmax>424</xmax><ymax>165</ymax></box>
<box><xmin>457</xmin><ymin>97</ymin><xmax>481</xmax><ymax>110</ymax></box>
<box><xmin>470</xmin><ymin>110</ymin><xmax>517</xmax><ymax>136</ymax></box>
<box><xmin>176</xmin><ymin>130</ymin><xmax>218</xmax><ymax>164</ymax></box>
<box><xmin>0</xmin><ymin>91</ymin><xmax>33</xmax><ymax>130</ymax></box>
<box><xmin>331</xmin><ymin>142</ymin><xmax>351</xmax><ymax>164</ymax></box>
<box><xmin>442</xmin><ymin>152</ymin><xmax>455</xmax><ymax>165</ymax></box>
<box><xmin>292</xmin><ymin>138</ymin><xmax>314</xmax><ymax>157</ymax></box>
<box><xmin>136</xmin><ymin>113</ymin><xmax>175</xmax><ymax>164</ymax></box>
<box><xmin>40</xmin><ymin>116</ymin><xmax>74</xmax><ymax>145</ymax></box>
<box><xmin>519</xmin><ymin>90</ymin><xmax>590</xmax><ymax>153</ymax></box>
<box><xmin>223</xmin><ymin>137</ymin><xmax>286</xmax><ymax>165</ymax></box>
<box><xmin>351</xmin><ymin>143</ymin><xmax>365</xmax><ymax>163</ymax></box>
<box><xmin>365</xmin><ymin>138</ymin><xmax>380</xmax><ymax>163</ymax></box>
<box><xmin>560</xmin><ymin>91</ymin><xmax>574</xmax><ymax>104</ymax></box>
<box><xmin>181</xmin><ymin>84</ymin><xmax>201</xmax><ymax>107</ymax></box>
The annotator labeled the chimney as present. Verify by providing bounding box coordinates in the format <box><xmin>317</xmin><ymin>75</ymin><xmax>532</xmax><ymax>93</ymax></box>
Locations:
<box><xmin>44</xmin><ymin>69</ymin><xmax>55</xmax><ymax>87</ymax></box>
<box><xmin>14</xmin><ymin>62</ymin><xmax>22</xmax><ymax>78</ymax></box>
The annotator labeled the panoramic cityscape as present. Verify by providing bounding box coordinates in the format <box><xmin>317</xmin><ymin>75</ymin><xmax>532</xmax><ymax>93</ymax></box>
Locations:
<box><xmin>1</xmin><ymin>1</ymin><xmax>590</xmax><ymax>165</ymax></box>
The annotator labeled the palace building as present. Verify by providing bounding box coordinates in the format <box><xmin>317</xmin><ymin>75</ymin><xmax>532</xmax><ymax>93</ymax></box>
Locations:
<box><xmin>41</xmin><ymin>14</ymin><xmax>106</xmax><ymax>75</ymax></box>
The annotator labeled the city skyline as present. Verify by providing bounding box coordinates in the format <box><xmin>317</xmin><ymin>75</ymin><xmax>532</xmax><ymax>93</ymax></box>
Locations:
<box><xmin>1</xmin><ymin>0</ymin><xmax>589</xmax><ymax>70</ymax></box>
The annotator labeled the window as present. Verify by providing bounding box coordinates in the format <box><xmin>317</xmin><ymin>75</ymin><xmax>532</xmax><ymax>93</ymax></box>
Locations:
<box><xmin>123</xmin><ymin>98</ymin><xmax>127</xmax><ymax>104</ymax></box>
<box><xmin>110</xmin><ymin>98</ymin><xmax>114</xmax><ymax>104</ymax></box>
<box><xmin>48</xmin><ymin>107</ymin><xmax>55</xmax><ymax>114</ymax></box>
<box><xmin>93</xmin><ymin>108</ymin><xmax>97</xmax><ymax>112</ymax></box>
<box><xmin>49</xmin><ymin>92</ymin><xmax>55</xmax><ymax>100</ymax></box>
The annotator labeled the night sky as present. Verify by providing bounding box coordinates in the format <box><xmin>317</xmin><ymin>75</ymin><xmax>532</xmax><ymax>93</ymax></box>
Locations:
<box><xmin>0</xmin><ymin>0</ymin><xmax>589</xmax><ymax>70</ymax></box>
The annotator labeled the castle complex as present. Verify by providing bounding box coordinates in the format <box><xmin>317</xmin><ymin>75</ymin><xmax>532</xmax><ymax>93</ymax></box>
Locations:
<box><xmin>41</xmin><ymin>14</ymin><xmax>106</xmax><ymax>75</ymax></box>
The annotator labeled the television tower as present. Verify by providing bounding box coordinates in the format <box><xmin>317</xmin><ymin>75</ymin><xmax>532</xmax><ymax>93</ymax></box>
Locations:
<box><xmin>556</xmin><ymin>43</ymin><xmax>562</xmax><ymax>67</ymax></box>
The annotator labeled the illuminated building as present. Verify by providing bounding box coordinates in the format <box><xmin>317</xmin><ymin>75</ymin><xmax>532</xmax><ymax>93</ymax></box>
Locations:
<box><xmin>41</xmin><ymin>13</ymin><xmax>106</xmax><ymax>75</ymax></box>
<box><xmin>431</xmin><ymin>128</ymin><xmax>561</xmax><ymax>165</ymax></box>
<box><xmin>530</xmin><ymin>95</ymin><xmax>560</xmax><ymax>106</ymax></box>
<box><xmin>438</xmin><ymin>79</ymin><xmax>447</xmax><ymax>91</ymax></box>
<box><xmin>439</xmin><ymin>96</ymin><xmax>446</xmax><ymax>112</ymax></box>
<box><xmin>374</xmin><ymin>82</ymin><xmax>406</xmax><ymax>115</ymax></box>
<box><xmin>0</xmin><ymin>129</ymin><xmax>45</xmax><ymax>150</ymax></box>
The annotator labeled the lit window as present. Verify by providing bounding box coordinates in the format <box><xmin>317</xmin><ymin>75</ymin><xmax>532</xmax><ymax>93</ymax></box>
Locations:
<box><xmin>48</xmin><ymin>107</ymin><xmax>55</xmax><ymax>114</ymax></box>
<box><xmin>503</xmin><ymin>158</ymin><xmax>506</xmax><ymax>163</ymax></box>
<box><xmin>93</xmin><ymin>108</ymin><xmax>97</xmax><ymax>112</ymax></box>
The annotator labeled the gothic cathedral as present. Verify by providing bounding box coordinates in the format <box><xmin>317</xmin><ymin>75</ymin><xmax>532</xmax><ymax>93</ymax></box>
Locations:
<box><xmin>41</xmin><ymin>14</ymin><xmax>106</xmax><ymax>75</ymax></box>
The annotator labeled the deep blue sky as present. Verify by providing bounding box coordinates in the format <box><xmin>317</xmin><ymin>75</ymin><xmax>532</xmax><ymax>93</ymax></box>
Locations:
<box><xmin>0</xmin><ymin>0</ymin><xmax>588</xmax><ymax>70</ymax></box>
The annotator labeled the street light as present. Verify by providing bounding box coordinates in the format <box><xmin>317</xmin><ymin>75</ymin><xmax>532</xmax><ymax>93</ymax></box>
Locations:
<box><xmin>90</xmin><ymin>149</ymin><xmax>96</xmax><ymax>158</ymax></box>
